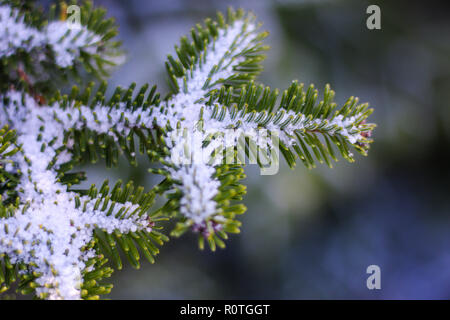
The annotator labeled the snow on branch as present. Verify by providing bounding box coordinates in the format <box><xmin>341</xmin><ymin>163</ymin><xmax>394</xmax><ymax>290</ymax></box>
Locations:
<box><xmin>0</xmin><ymin>4</ymin><xmax>376</xmax><ymax>299</ymax></box>
<box><xmin>0</xmin><ymin>5</ymin><xmax>106</xmax><ymax>67</ymax></box>
<box><xmin>0</xmin><ymin>91</ymin><xmax>151</xmax><ymax>299</ymax></box>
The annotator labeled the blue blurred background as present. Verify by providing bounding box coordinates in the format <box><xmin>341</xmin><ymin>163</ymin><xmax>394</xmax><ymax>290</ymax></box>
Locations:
<box><xmin>47</xmin><ymin>0</ymin><xmax>450</xmax><ymax>299</ymax></box>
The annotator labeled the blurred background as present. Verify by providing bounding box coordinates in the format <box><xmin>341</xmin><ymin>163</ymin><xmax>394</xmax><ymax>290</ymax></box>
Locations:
<box><xmin>37</xmin><ymin>0</ymin><xmax>450</xmax><ymax>299</ymax></box>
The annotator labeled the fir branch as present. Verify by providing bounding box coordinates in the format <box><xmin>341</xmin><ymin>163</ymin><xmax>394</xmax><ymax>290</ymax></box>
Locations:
<box><xmin>0</xmin><ymin>1</ymin><xmax>122</xmax><ymax>94</ymax></box>
<box><xmin>0</xmin><ymin>90</ymin><xmax>158</xmax><ymax>299</ymax></box>
<box><xmin>0</xmin><ymin>3</ymin><xmax>376</xmax><ymax>299</ymax></box>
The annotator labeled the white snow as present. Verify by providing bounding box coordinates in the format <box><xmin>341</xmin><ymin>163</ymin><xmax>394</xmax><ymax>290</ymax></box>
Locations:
<box><xmin>0</xmin><ymin>5</ymin><xmax>368</xmax><ymax>299</ymax></box>
<box><xmin>0</xmin><ymin>6</ymin><xmax>103</xmax><ymax>67</ymax></box>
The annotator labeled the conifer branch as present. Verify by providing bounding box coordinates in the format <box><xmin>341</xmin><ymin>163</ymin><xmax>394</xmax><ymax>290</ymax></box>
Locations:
<box><xmin>0</xmin><ymin>2</ymin><xmax>376</xmax><ymax>299</ymax></box>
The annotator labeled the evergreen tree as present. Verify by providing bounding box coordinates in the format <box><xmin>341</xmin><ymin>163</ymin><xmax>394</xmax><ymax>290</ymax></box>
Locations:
<box><xmin>0</xmin><ymin>1</ymin><xmax>375</xmax><ymax>299</ymax></box>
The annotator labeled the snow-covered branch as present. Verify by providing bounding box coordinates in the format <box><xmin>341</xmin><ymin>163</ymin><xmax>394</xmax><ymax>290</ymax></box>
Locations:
<box><xmin>0</xmin><ymin>3</ymin><xmax>376</xmax><ymax>299</ymax></box>
<box><xmin>0</xmin><ymin>91</ymin><xmax>152</xmax><ymax>299</ymax></box>
<box><xmin>1</xmin><ymin>6</ymin><xmax>103</xmax><ymax>67</ymax></box>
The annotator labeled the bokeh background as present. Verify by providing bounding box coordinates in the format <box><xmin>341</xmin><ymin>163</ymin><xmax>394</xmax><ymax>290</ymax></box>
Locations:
<box><xmin>37</xmin><ymin>0</ymin><xmax>450</xmax><ymax>299</ymax></box>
